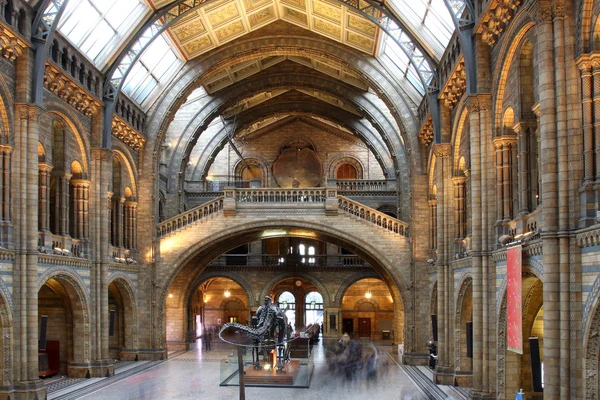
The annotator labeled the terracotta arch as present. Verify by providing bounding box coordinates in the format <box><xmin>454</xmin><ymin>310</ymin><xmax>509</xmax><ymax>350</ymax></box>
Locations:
<box><xmin>108</xmin><ymin>273</ymin><xmax>138</xmax><ymax>352</ymax></box>
<box><xmin>38</xmin><ymin>267</ymin><xmax>91</xmax><ymax>365</ymax></box>
<box><xmin>334</xmin><ymin>271</ymin><xmax>384</xmax><ymax>307</ymax></box>
<box><xmin>328</xmin><ymin>156</ymin><xmax>365</xmax><ymax>179</ymax></box>
<box><xmin>585</xmin><ymin>288</ymin><xmax>600</xmax><ymax>399</ymax></box>
<box><xmin>159</xmin><ymin>220</ymin><xmax>410</xmax><ymax>351</ymax></box>
<box><xmin>45</xmin><ymin>106</ymin><xmax>90</xmax><ymax>175</ymax></box>
<box><xmin>259</xmin><ymin>272</ymin><xmax>332</xmax><ymax>308</ymax></box>
<box><xmin>0</xmin><ymin>281</ymin><xmax>12</xmax><ymax>386</ymax></box>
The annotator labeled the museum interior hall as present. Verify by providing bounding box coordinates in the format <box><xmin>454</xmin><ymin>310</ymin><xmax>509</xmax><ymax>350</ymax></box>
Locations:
<box><xmin>0</xmin><ymin>0</ymin><xmax>596</xmax><ymax>399</ymax></box>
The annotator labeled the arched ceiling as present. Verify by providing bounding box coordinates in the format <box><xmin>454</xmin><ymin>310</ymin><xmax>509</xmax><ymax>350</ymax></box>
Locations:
<box><xmin>48</xmin><ymin>0</ymin><xmax>457</xmax><ymax>181</ymax></box>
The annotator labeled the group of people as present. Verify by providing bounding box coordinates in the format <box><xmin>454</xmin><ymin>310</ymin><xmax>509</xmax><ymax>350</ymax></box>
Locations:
<box><xmin>326</xmin><ymin>333</ymin><xmax>387</xmax><ymax>384</ymax></box>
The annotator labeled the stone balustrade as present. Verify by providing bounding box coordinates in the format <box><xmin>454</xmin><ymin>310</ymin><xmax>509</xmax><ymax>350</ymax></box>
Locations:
<box><xmin>333</xmin><ymin>179</ymin><xmax>395</xmax><ymax>192</ymax></box>
<box><xmin>157</xmin><ymin>189</ymin><xmax>410</xmax><ymax>238</ymax></box>
<box><xmin>157</xmin><ymin>197</ymin><xmax>224</xmax><ymax>237</ymax></box>
<box><xmin>338</xmin><ymin>195</ymin><xmax>409</xmax><ymax>237</ymax></box>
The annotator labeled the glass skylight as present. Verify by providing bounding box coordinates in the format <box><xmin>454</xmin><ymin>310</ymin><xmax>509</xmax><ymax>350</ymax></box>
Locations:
<box><xmin>380</xmin><ymin>35</ymin><xmax>425</xmax><ymax>104</ymax></box>
<box><xmin>387</xmin><ymin>0</ymin><xmax>454</xmax><ymax>60</ymax></box>
<box><xmin>122</xmin><ymin>32</ymin><xmax>183</xmax><ymax>106</ymax></box>
<box><xmin>58</xmin><ymin>0</ymin><xmax>149</xmax><ymax>67</ymax></box>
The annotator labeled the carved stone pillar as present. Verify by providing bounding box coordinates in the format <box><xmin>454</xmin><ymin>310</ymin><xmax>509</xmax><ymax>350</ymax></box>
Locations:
<box><xmin>52</xmin><ymin>172</ymin><xmax>72</xmax><ymax>236</ymax></box>
<box><xmin>428</xmin><ymin>198</ymin><xmax>437</xmax><ymax>257</ymax></box>
<box><xmin>38</xmin><ymin>163</ymin><xmax>53</xmax><ymax>232</ymax></box>
<box><xmin>453</xmin><ymin>175</ymin><xmax>467</xmax><ymax>240</ymax></box>
<box><xmin>493</xmin><ymin>136</ymin><xmax>517</xmax><ymax>228</ymax></box>
<box><xmin>70</xmin><ymin>179</ymin><xmax>90</xmax><ymax>240</ymax></box>
<box><xmin>118</xmin><ymin>197</ymin><xmax>125</xmax><ymax>248</ymax></box>
<box><xmin>124</xmin><ymin>201</ymin><xmax>138</xmax><ymax>250</ymax></box>
<box><xmin>580</xmin><ymin>62</ymin><xmax>595</xmax><ymax>184</ymax></box>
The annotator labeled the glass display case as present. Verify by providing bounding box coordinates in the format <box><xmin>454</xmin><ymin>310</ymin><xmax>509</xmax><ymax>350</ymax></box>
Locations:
<box><xmin>219</xmin><ymin>340</ymin><xmax>314</xmax><ymax>388</ymax></box>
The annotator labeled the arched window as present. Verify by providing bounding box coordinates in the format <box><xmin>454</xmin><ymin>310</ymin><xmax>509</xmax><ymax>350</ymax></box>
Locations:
<box><xmin>305</xmin><ymin>292</ymin><xmax>323</xmax><ymax>326</ymax></box>
<box><xmin>278</xmin><ymin>291</ymin><xmax>296</xmax><ymax>329</ymax></box>
<box><xmin>336</xmin><ymin>163</ymin><xmax>357</xmax><ymax>180</ymax></box>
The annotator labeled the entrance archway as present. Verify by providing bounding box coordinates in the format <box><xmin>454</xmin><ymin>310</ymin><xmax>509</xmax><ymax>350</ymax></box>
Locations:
<box><xmin>340</xmin><ymin>278</ymin><xmax>396</xmax><ymax>341</ymax></box>
<box><xmin>37</xmin><ymin>272</ymin><xmax>90</xmax><ymax>377</ymax></box>
<box><xmin>454</xmin><ymin>277</ymin><xmax>473</xmax><ymax>386</ymax></box>
<box><xmin>160</xmin><ymin>221</ymin><xmax>410</xmax><ymax>353</ymax></box>
<box><xmin>501</xmin><ymin>274</ymin><xmax>543</xmax><ymax>399</ymax></box>
<box><xmin>108</xmin><ymin>276</ymin><xmax>137</xmax><ymax>360</ymax></box>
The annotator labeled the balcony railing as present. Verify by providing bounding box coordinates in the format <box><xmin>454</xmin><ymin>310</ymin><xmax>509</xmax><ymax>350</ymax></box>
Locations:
<box><xmin>338</xmin><ymin>195</ymin><xmax>409</xmax><ymax>237</ymax></box>
<box><xmin>157</xmin><ymin>197</ymin><xmax>224</xmax><ymax>237</ymax></box>
<box><xmin>235</xmin><ymin>188</ymin><xmax>327</xmax><ymax>203</ymax></box>
<box><xmin>333</xmin><ymin>179</ymin><xmax>396</xmax><ymax>192</ymax></box>
<box><xmin>209</xmin><ymin>253</ymin><xmax>368</xmax><ymax>267</ymax></box>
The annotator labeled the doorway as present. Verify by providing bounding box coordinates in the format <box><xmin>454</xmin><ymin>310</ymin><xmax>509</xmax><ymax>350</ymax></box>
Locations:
<box><xmin>358</xmin><ymin>318</ymin><xmax>371</xmax><ymax>338</ymax></box>
<box><xmin>342</xmin><ymin>318</ymin><xmax>354</xmax><ymax>335</ymax></box>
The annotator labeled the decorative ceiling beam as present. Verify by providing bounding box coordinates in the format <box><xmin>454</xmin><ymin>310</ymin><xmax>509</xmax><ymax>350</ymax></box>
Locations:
<box><xmin>31</xmin><ymin>0</ymin><xmax>70</xmax><ymax>106</ymax></box>
<box><xmin>101</xmin><ymin>0</ymin><xmax>444</xmax><ymax>148</ymax></box>
<box><xmin>442</xmin><ymin>0</ymin><xmax>477</xmax><ymax>95</ymax></box>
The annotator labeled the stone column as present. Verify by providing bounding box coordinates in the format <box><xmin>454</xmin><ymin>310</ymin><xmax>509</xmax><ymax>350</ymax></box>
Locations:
<box><xmin>530</xmin><ymin>1</ymin><xmax>560</xmax><ymax>398</ymax></box>
<box><xmin>433</xmin><ymin>143</ymin><xmax>453</xmax><ymax>384</ymax></box>
<box><xmin>124</xmin><ymin>201</ymin><xmax>138</xmax><ymax>249</ymax></box>
<box><xmin>118</xmin><ymin>198</ymin><xmax>125</xmax><ymax>248</ymax></box>
<box><xmin>70</xmin><ymin>179</ymin><xmax>90</xmax><ymax>240</ymax></box>
<box><xmin>577</xmin><ymin>59</ymin><xmax>596</xmax><ymax>226</ymax></box>
<box><xmin>38</xmin><ymin>163</ymin><xmax>52</xmax><ymax>232</ymax></box>
<box><xmin>494</xmin><ymin>136</ymin><xmax>517</xmax><ymax>232</ymax></box>
<box><xmin>453</xmin><ymin>175</ymin><xmax>467</xmax><ymax>240</ymax></box>
<box><xmin>0</xmin><ymin>144</ymin><xmax>12</xmax><ymax>248</ymax></box>
<box><xmin>90</xmin><ymin>148</ymin><xmax>115</xmax><ymax>376</ymax></box>
<box><xmin>12</xmin><ymin>103</ymin><xmax>46</xmax><ymax>398</ymax></box>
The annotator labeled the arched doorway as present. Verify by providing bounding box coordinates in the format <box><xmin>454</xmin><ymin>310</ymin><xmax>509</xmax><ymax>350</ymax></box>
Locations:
<box><xmin>37</xmin><ymin>275</ymin><xmax>89</xmax><ymax>377</ymax></box>
<box><xmin>455</xmin><ymin>277</ymin><xmax>473</xmax><ymax>386</ymax></box>
<box><xmin>336</xmin><ymin>163</ymin><xmax>357</xmax><ymax>179</ymax></box>
<box><xmin>182</xmin><ymin>277</ymin><xmax>249</xmax><ymax>349</ymax></box>
<box><xmin>340</xmin><ymin>278</ymin><xmax>395</xmax><ymax>341</ymax></box>
<box><xmin>108</xmin><ymin>277</ymin><xmax>137</xmax><ymax>360</ymax></box>
<box><xmin>278</xmin><ymin>291</ymin><xmax>296</xmax><ymax>329</ymax></box>
<box><xmin>268</xmin><ymin>278</ymin><xmax>322</xmax><ymax>331</ymax></box>
<box><xmin>501</xmin><ymin>275</ymin><xmax>543</xmax><ymax>399</ymax></box>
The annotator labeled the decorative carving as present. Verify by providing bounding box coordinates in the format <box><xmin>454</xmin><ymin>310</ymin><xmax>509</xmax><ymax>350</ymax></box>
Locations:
<box><xmin>112</xmin><ymin>115</ymin><xmax>146</xmax><ymax>151</ymax></box>
<box><xmin>585</xmin><ymin>290</ymin><xmax>600</xmax><ymax>399</ymax></box>
<box><xmin>418</xmin><ymin>117</ymin><xmax>434</xmax><ymax>148</ymax></box>
<box><xmin>432</xmin><ymin>144</ymin><xmax>452</xmax><ymax>158</ymax></box>
<box><xmin>43</xmin><ymin>63</ymin><xmax>101</xmax><ymax>117</ymax></box>
<box><xmin>497</xmin><ymin>294</ymin><xmax>507</xmax><ymax>395</ymax></box>
<box><xmin>0</xmin><ymin>23</ymin><xmax>27</xmax><ymax>60</ymax></box>
<box><xmin>439</xmin><ymin>58</ymin><xmax>467</xmax><ymax>109</ymax></box>
<box><xmin>476</xmin><ymin>0</ymin><xmax>522</xmax><ymax>46</ymax></box>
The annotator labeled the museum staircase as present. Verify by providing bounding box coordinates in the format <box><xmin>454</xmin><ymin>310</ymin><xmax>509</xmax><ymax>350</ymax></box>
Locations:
<box><xmin>156</xmin><ymin>187</ymin><xmax>412</xmax><ymax>274</ymax></box>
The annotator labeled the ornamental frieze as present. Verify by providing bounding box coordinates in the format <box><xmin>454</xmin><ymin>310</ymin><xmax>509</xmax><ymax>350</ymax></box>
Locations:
<box><xmin>43</xmin><ymin>63</ymin><xmax>101</xmax><ymax>117</ymax></box>
<box><xmin>0</xmin><ymin>23</ymin><xmax>27</xmax><ymax>60</ymax></box>
<box><xmin>475</xmin><ymin>0</ymin><xmax>522</xmax><ymax>46</ymax></box>
<box><xmin>439</xmin><ymin>57</ymin><xmax>466</xmax><ymax>109</ymax></box>
<box><xmin>112</xmin><ymin>114</ymin><xmax>146</xmax><ymax>151</ymax></box>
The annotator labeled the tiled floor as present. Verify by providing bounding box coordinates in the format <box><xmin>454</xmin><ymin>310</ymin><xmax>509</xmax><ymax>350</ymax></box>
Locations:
<box><xmin>49</xmin><ymin>341</ymin><xmax>468</xmax><ymax>400</ymax></box>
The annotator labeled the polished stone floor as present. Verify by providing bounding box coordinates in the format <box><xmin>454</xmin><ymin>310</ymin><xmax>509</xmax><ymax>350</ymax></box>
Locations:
<box><xmin>47</xmin><ymin>340</ymin><xmax>470</xmax><ymax>400</ymax></box>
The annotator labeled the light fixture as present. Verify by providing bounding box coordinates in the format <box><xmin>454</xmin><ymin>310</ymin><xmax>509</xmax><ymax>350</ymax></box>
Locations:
<box><xmin>224</xmin><ymin>289</ymin><xmax>231</xmax><ymax>298</ymax></box>
<box><xmin>168</xmin><ymin>293</ymin><xmax>173</xmax><ymax>299</ymax></box>
<box><xmin>365</xmin><ymin>290</ymin><xmax>372</xmax><ymax>299</ymax></box>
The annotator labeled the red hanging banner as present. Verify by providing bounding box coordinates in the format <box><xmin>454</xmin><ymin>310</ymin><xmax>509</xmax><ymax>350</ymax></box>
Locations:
<box><xmin>507</xmin><ymin>245</ymin><xmax>523</xmax><ymax>354</ymax></box>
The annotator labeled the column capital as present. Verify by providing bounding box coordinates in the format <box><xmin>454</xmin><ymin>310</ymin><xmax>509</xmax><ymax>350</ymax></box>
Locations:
<box><xmin>69</xmin><ymin>179</ymin><xmax>90</xmax><ymax>188</ymax></box>
<box><xmin>38</xmin><ymin>162</ymin><xmax>53</xmax><ymax>172</ymax></box>
<box><xmin>513</xmin><ymin>120</ymin><xmax>538</xmax><ymax>134</ymax></box>
<box><xmin>107</xmin><ymin>191</ymin><xmax>114</xmax><ymax>200</ymax></box>
<box><xmin>14</xmin><ymin>103</ymin><xmax>44</xmax><ymax>122</ymax></box>
<box><xmin>432</xmin><ymin>143</ymin><xmax>452</xmax><ymax>158</ymax></box>
<box><xmin>124</xmin><ymin>201</ymin><xmax>138</xmax><ymax>208</ymax></box>
<box><xmin>493</xmin><ymin>135</ymin><xmax>518</xmax><ymax>148</ymax></box>
<box><xmin>527</xmin><ymin>0</ymin><xmax>553</xmax><ymax>25</ymax></box>
<box><xmin>466</xmin><ymin>94</ymin><xmax>492</xmax><ymax>113</ymax></box>
<box><xmin>0</xmin><ymin>144</ymin><xmax>12</xmax><ymax>154</ymax></box>
<box><xmin>91</xmin><ymin>148</ymin><xmax>114</xmax><ymax>162</ymax></box>
<box><xmin>452</xmin><ymin>175</ymin><xmax>467</xmax><ymax>184</ymax></box>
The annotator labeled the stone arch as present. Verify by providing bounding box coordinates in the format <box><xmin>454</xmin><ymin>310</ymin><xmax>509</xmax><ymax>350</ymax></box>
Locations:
<box><xmin>354</xmin><ymin>298</ymin><xmax>380</xmax><ymax>311</ymax></box>
<box><xmin>0</xmin><ymin>284</ymin><xmax>12</xmax><ymax>386</ymax></box>
<box><xmin>376</xmin><ymin>204</ymin><xmax>397</xmax><ymax>218</ymax></box>
<box><xmin>497</xmin><ymin>272</ymin><xmax>544</xmax><ymax>398</ymax></box>
<box><xmin>585</xmin><ymin>287</ymin><xmax>600</xmax><ymax>399</ymax></box>
<box><xmin>45</xmin><ymin>106</ymin><xmax>90</xmax><ymax>175</ymax></box>
<box><xmin>38</xmin><ymin>141</ymin><xmax>46</xmax><ymax>163</ymax></box>
<box><xmin>108</xmin><ymin>274</ymin><xmax>139</xmax><ymax>356</ymax></box>
<box><xmin>0</xmin><ymin>72</ymin><xmax>14</xmax><ymax>141</ymax></box>
<box><xmin>159</xmin><ymin>219</ymin><xmax>410</xmax><ymax>350</ymax></box>
<box><xmin>492</xmin><ymin>14</ymin><xmax>535</xmax><ymax>135</ymax></box>
<box><xmin>38</xmin><ymin>267</ymin><xmax>91</xmax><ymax>365</ymax></box>
<box><xmin>333</xmin><ymin>271</ymin><xmax>382</xmax><ymax>306</ymax></box>
<box><xmin>219</xmin><ymin>296</ymin><xmax>245</xmax><ymax>311</ymax></box>
<box><xmin>232</xmin><ymin>157</ymin><xmax>269</xmax><ymax>186</ymax></box>
<box><xmin>503</xmin><ymin>107</ymin><xmax>515</xmax><ymax>136</ymax></box>
<box><xmin>186</xmin><ymin>270</ymin><xmax>255</xmax><ymax>308</ymax></box>
<box><xmin>452</xmin><ymin>106</ymin><xmax>470</xmax><ymax>172</ymax></box>
<box><xmin>113</xmin><ymin>149</ymin><xmax>138</xmax><ymax>198</ymax></box>
<box><xmin>259</xmin><ymin>272</ymin><xmax>332</xmax><ymax>308</ymax></box>
<box><xmin>454</xmin><ymin>276</ymin><xmax>473</xmax><ymax>374</ymax></box>
<box><xmin>328</xmin><ymin>155</ymin><xmax>365</xmax><ymax>179</ymax></box>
